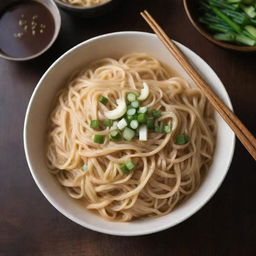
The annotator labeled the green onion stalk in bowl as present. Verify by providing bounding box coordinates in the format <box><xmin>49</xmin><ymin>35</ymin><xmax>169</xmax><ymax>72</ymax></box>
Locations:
<box><xmin>199</xmin><ymin>0</ymin><xmax>256</xmax><ymax>46</ymax></box>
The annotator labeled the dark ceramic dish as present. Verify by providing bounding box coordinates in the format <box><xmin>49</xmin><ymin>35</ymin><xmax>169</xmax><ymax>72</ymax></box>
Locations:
<box><xmin>183</xmin><ymin>0</ymin><xmax>256</xmax><ymax>52</ymax></box>
<box><xmin>0</xmin><ymin>0</ymin><xmax>61</xmax><ymax>61</ymax></box>
<box><xmin>54</xmin><ymin>0</ymin><xmax>119</xmax><ymax>17</ymax></box>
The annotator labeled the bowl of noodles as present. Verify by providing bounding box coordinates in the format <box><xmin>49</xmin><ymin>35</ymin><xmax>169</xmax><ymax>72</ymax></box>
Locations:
<box><xmin>24</xmin><ymin>31</ymin><xmax>235</xmax><ymax>236</ymax></box>
<box><xmin>54</xmin><ymin>0</ymin><xmax>119</xmax><ymax>17</ymax></box>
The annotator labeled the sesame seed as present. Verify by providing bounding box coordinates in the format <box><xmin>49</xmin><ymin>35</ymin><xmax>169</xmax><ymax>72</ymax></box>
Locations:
<box><xmin>16</xmin><ymin>32</ymin><xmax>24</xmax><ymax>38</ymax></box>
<box><xmin>32</xmin><ymin>30</ymin><xmax>36</xmax><ymax>36</ymax></box>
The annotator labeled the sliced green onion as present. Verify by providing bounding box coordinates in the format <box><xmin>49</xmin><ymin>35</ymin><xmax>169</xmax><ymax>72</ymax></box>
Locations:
<box><xmin>109</xmin><ymin>129</ymin><xmax>122</xmax><ymax>141</ymax></box>
<box><xmin>90</xmin><ymin>120</ymin><xmax>100</xmax><ymax>129</ymax></box>
<box><xmin>245</xmin><ymin>25</ymin><xmax>256</xmax><ymax>38</ymax></box>
<box><xmin>82</xmin><ymin>164</ymin><xmax>88</xmax><ymax>171</ymax></box>
<box><xmin>213</xmin><ymin>33</ymin><xmax>235</xmax><ymax>42</ymax></box>
<box><xmin>110</xmin><ymin>121</ymin><xmax>118</xmax><ymax>131</ymax></box>
<box><xmin>241</xmin><ymin>4</ymin><xmax>256</xmax><ymax>18</ymax></box>
<box><xmin>152</xmin><ymin>110</ymin><xmax>161</xmax><ymax>118</ymax></box>
<box><xmin>131</xmin><ymin>100</ymin><xmax>140</xmax><ymax>108</ymax></box>
<box><xmin>226</xmin><ymin>0</ymin><xmax>242</xmax><ymax>3</ymax></box>
<box><xmin>126</xmin><ymin>115</ymin><xmax>134</xmax><ymax>122</ymax></box>
<box><xmin>123</xmin><ymin>127</ymin><xmax>135</xmax><ymax>141</ymax></box>
<box><xmin>104</xmin><ymin>99</ymin><xmax>127</xmax><ymax>120</ymax></box>
<box><xmin>126</xmin><ymin>160</ymin><xmax>135</xmax><ymax>171</ymax></box>
<box><xmin>146</xmin><ymin>119</ymin><xmax>154</xmax><ymax>129</ymax></box>
<box><xmin>127</xmin><ymin>108</ymin><xmax>136</xmax><ymax>116</ymax></box>
<box><xmin>139</xmin><ymin>124</ymin><xmax>147</xmax><ymax>141</ymax></box>
<box><xmin>235</xmin><ymin>34</ymin><xmax>255</xmax><ymax>46</ymax></box>
<box><xmin>93</xmin><ymin>134</ymin><xmax>105</xmax><ymax>144</ymax></box>
<box><xmin>127</xmin><ymin>93</ymin><xmax>137</xmax><ymax>102</ymax></box>
<box><xmin>117</xmin><ymin>118</ymin><xmax>128</xmax><ymax>130</ymax></box>
<box><xmin>138</xmin><ymin>106</ymin><xmax>148</xmax><ymax>113</ymax></box>
<box><xmin>164</xmin><ymin>125</ymin><xmax>172</xmax><ymax>133</ymax></box>
<box><xmin>99</xmin><ymin>95</ymin><xmax>108</xmax><ymax>105</ymax></box>
<box><xmin>154</xmin><ymin>125</ymin><xmax>165</xmax><ymax>133</ymax></box>
<box><xmin>175</xmin><ymin>134</ymin><xmax>189</xmax><ymax>145</ymax></box>
<box><xmin>120</xmin><ymin>164</ymin><xmax>129</xmax><ymax>174</ymax></box>
<box><xmin>138</xmin><ymin>82</ymin><xmax>149</xmax><ymax>101</ymax></box>
<box><xmin>120</xmin><ymin>160</ymin><xmax>135</xmax><ymax>174</ymax></box>
<box><xmin>130</xmin><ymin>120</ymin><xmax>139</xmax><ymax>129</ymax></box>
<box><xmin>212</xmin><ymin>7</ymin><xmax>241</xmax><ymax>33</ymax></box>
<box><xmin>137</xmin><ymin>113</ymin><xmax>146</xmax><ymax>123</ymax></box>
<box><xmin>104</xmin><ymin>119</ymin><xmax>113</xmax><ymax>127</ymax></box>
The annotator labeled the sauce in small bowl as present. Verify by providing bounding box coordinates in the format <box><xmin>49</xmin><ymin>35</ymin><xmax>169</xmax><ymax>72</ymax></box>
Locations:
<box><xmin>0</xmin><ymin>0</ymin><xmax>61</xmax><ymax>61</ymax></box>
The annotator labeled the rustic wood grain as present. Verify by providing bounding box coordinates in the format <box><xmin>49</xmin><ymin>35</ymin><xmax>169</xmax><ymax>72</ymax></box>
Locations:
<box><xmin>0</xmin><ymin>1</ymin><xmax>255</xmax><ymax>255</ymax></box>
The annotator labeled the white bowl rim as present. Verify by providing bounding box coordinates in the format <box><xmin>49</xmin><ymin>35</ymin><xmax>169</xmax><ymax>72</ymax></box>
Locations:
<box><xmin>24</xmin><ymin>31</ymin><xmax>235</xmax><ymax>236</ymax></box>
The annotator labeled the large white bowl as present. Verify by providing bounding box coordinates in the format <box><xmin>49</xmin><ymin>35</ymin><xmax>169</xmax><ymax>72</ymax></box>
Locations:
<box><xmin>24</xmin><ymin>31</ymin><xmax>235</xmax><ymax>236</ymax></box>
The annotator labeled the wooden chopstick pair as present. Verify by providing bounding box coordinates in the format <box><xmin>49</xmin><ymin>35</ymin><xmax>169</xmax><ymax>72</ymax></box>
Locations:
<box><xmin>141</xmin><ymin>10</ymin><xmax>256</xmax><ymax>160</ymax></box>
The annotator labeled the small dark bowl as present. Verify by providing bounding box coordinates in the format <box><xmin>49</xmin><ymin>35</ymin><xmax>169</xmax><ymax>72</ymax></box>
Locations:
<box><xmin>183</xmin><ymin>0</ymin><xmax>256</xmax><ymax>52</ymax></box>
<box><xmin>0</xmin><ymin>0</ymin><xmax>61</xmax><ymax>61</ymax></box>
<box><xmin>54</xmin><ymin>0</ymin><xmax>119</xmax><ymax>17</ymax></box>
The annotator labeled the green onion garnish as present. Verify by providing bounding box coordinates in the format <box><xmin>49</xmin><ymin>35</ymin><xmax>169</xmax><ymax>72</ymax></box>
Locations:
<box><xmin>127</xmin><ymin>108</ymin><xmax>136</xmax><ymax>116</ymax></box>
<box><xmin>164</xmin><ymin>125</ymin><xmax>172</xmax><ymax>133</ymax></box>
<box><xmin>127</xmin><ymin>92</ymin><xmax>137</xmax><ymax>102</ymax></box>
<box><xmin>152</xmin><ymin>110</ymin><xmax>161</xmax><ymax>118</ymax></box>
<box><xmin>130</xmin><ymin>120</ymin><xmax>139</xmax><ymax>129</ymax></box>
<box><xmin>131</xmin><ymin>100</ymin><xmax>140</xmax><ymax>108</ymax></box>
<box><xmin>82</xmin><ymin>164</ymin><xmax>88</xmax><ymax>171</ymax></box>
<box><xmin>137</xmin><ymin>113</ymin><xmax>146</xmax><ymax>123</ymax></box>
<box><xmin>120</xmin><ymin>164</ymin><xmax>129</xmax><ymax>174</ymax></box>
<box><xmin>138</xmin><ymin>106</ymin><xmax>147</xmax><ymax>113</ymax></box>
<box><xmin>146</xmin><ymin>119</ymin><xmax>154</xmax><ymax>129</ymax></box>
<box><xmin>93</xmin><ymin>134</ymin><xmax>105</xmax><ymax>144</ymax></box>
<box><xmin>90</xmin><ymin>120</ymin><xmax>100</xmax><ymax>129</ymax></box>
<box><xmin>175</xmin><ymin>134</ymin><xmax>189</xmax><ymax>145</ymax></box>
<box><xmin>147</xmin><ymin>109</ymin><xmax>153</xmax><ymax>117</ymax></box>
<box><xmin>104</xmin><ymin>119</ymin><xmax>113</xmax><ymax>127</ymax></box>
<box><xmin>123</xmin><ymin>127</ymin><xmax>135</xmax><ymax>141</ymax></box>
<box><xmin>109</xmin><ymin>129</ymin><xmax>122</xmax><ymax>141</ymax></box>
<box><xmin>154</xmin><ymin>125</ymin><xmax>165</xmax><ymax>133</ymax></box>
<box><xmin>125</xmin><ymin>160</ymin><xmax>135</xmax><ymax>171</ymax></box>
<box><xmin>126</xmin><ymin>115</ymin><xmax>134</xmax><ymax>123</ymax></box>
<box><xmin>120</xmin><ymin>160</ymin><xmax>135</xmax><ymax>174</ymax></box>
<box><xmin>99</xmin><ymin>95</ymin><xmax>108</xmax><ymax>105</ymax></box>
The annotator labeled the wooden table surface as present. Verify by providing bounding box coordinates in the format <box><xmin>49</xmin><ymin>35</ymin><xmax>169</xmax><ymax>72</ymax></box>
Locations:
<box><xmin>1</xmin><ymin>1</ymin><xmax>255</xmax><ymax>255</ymax></box>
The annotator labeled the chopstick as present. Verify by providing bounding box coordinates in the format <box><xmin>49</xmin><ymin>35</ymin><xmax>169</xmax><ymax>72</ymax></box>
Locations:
<box><xmin>141</xmin><ymin>10</ymin><xmax>256</xmax><ymax>161</ymax></box>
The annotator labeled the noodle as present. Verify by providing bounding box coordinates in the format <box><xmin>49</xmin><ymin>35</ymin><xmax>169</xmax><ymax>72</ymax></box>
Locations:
<box><xmin>60</xmin><ymin>0</ymin><xmax>110</xmax><ymax>7</ymax></box>
<box><xmin>47</xmin><ymin>53</ymin><xmax>216</xmax><ymax>222</ymax></box>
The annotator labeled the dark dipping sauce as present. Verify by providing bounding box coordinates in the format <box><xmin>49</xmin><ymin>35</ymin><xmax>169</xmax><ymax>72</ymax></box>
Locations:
<box><xmin>0</xmin><ymin>1</ymin><xmax>55</xmax><ymax>58</ymax></box>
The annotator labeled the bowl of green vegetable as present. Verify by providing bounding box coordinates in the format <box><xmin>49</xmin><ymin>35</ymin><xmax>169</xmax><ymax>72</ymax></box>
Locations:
<box><xmin>183</xmin><ymin>0</ymin><xmax>256</xmax><ymax>51</ymax></box>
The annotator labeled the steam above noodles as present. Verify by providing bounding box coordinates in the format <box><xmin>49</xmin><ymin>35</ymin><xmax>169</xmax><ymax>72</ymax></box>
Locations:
<box><xmin>60</xmin><ymin>0</ymin><xmax>110</xmax><ymax>7</ymax></box>
<box><xmin>47</xmin><ymin>53</ymin><xmax>216</xmax><ymax>222</ymax></box>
